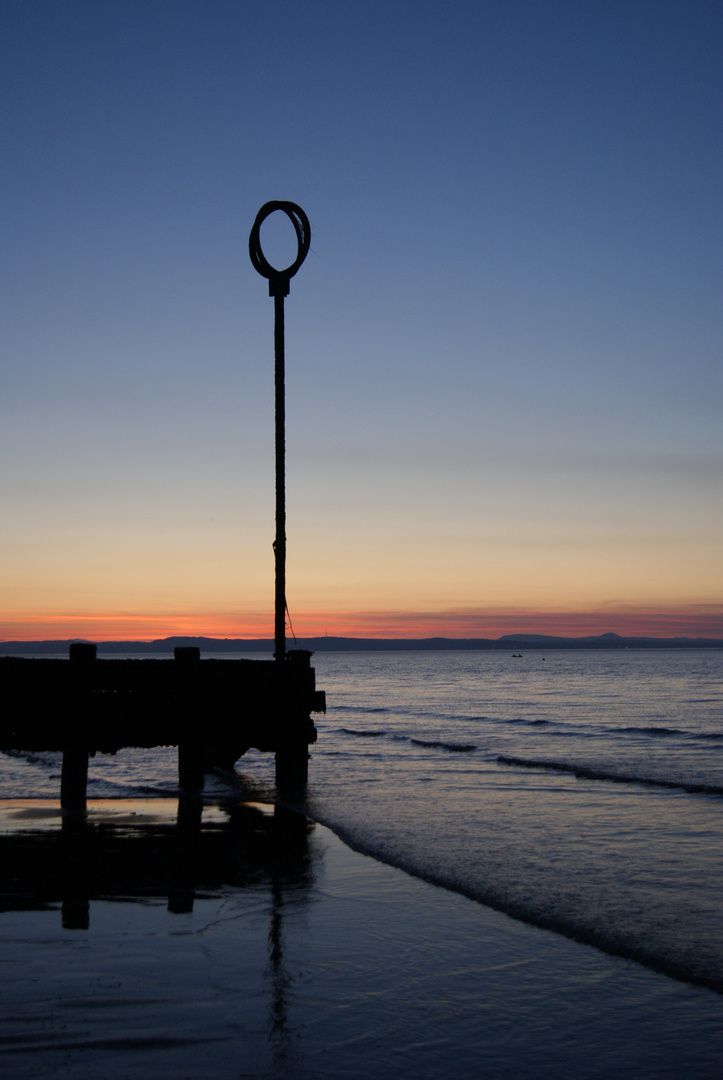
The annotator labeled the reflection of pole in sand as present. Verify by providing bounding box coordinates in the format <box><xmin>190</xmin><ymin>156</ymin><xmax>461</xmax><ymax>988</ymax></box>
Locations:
<box><xmin>269</xmin><ymin>877</ymin><xmax>289</xmax><ymax>1037</ymax></box>
<box><xmin>265</xmin><ymin>802</ymin><xmax>312</xmax><ymax>1070</ymax></box>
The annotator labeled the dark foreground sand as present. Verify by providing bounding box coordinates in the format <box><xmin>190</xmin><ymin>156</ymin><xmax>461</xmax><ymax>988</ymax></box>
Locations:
<box><xmin>0</xmin><ymin>798</ymin><xmax>721</xmax><ymax>1080</ymax></box>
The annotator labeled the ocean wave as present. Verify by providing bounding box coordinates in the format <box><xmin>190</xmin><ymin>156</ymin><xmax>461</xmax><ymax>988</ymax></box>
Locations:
<box><xmin>497</xmin><ymin>755</ymin><xmax>723</xmax><ymax>796</ymax></box>
<box><xmin>333</xmin><ymin>704</ymin><xmax>379</xmax><ymax>712</ymax></box>
<box><xmin>613</xmin><ymin>725</ymin><xmax>684</xmax><ymax>736</ymax></box>
<box><xmin>309</xmin><ymin>815</ymin><xmax>723</xmax><ymax>996</ymax></box>
<box><xmin>89</xmin><ymin>776</ymin><xmax>177</xmax><ymax>797</ymax></box>
<box><xmin>504</xmin><ymin>718</ymin><xmax>550</xmax><ymax>726</ymax></box>
<box><xmin>411</xmin><ymin>738</ymin><xmax>477</xmax><ymax>753</ymax></box>
<box><xmin>1</xmin><ymin>748</ymin><xmax>61</xmax><ymax>769</ymax></box>
<box><xmin>330</xmin><ymin>704</ymin><xmax>392</xmax><ymax>715</ymax></box>
<box><xmin>339</xmin><ymin>728</ymin><xmax>387</xmax><ymax>738</ymax></box>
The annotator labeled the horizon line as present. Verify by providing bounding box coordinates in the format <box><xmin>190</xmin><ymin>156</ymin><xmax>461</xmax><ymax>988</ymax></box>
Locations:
<box><xmin>2</xmin><ymin>630</ymin><xmax>722</xmax><ymax>646</ymax></box>
<box><xmin>2</xmin><ymin>604</ymin><xmax>721</xmax><ymax>643</ymax></box>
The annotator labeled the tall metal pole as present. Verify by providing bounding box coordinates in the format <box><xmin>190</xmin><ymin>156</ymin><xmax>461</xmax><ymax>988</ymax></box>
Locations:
<box><xmin>249</xmin><ymin>202</ymin><xmax>310</xmax><ymax>662</ymax></box>
<box><xmin>273</xmin><ymin>291</ymin><xmax>286</xmax><ymax>662</ymax></box>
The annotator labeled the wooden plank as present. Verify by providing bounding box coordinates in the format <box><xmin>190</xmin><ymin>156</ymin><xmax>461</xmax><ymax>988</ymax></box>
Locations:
<box><xmin>0</xmin><ymin>653</ymin><xmax>323</xmax><ymax>757</ymax></box>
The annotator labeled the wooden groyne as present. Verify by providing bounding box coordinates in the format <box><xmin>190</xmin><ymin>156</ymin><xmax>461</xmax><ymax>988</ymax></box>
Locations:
<box><xmin>0</xmin><ymin>643</ymin><xmax>325</xmax><ymax>809</ymax></box>
<box><xmin>1</xmin><ymin>203</ymin><xmax>326</xmax><ymax>813</ymax></box>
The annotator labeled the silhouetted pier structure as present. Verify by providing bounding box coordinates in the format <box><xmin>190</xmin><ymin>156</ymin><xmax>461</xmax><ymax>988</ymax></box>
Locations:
<box><xmin>1</xmin><ymin>202</ymin><xmax>325</xmax><ymax>809</ymax></box>
<box><xmin>0</xmin><ymin>643</ymin><xmax>324</xmax><ymax>811</ymax></box>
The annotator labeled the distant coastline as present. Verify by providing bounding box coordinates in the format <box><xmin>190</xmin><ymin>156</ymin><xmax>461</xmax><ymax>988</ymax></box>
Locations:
<box><xmin>1</xmin><ymin>632</ymin><xmax>721</xmax><ymax>654</ymax></box>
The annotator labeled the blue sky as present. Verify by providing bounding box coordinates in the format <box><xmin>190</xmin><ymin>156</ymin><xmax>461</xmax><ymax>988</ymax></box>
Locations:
<box><xmin>1</xmin><ymin>0</ymin><xmax>720</xmax><ymax>639</ymax></box>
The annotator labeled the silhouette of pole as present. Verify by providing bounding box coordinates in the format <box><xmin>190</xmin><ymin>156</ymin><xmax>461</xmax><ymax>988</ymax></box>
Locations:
<box><xmin>249</xmin><ymin>202</ymin><xmax>310</xmax><ymax>662</ymax></box>
<box><xmin>273</xmin><ymin>290</ymin><xmax>286</xmax><ymax>662</ymax></box>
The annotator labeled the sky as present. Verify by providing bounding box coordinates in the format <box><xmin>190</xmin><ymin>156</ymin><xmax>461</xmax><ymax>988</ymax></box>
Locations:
<box><xmin>1</xmin><ymin>0</ymin><xmax>721</xmax><ymax>641</ymax></box>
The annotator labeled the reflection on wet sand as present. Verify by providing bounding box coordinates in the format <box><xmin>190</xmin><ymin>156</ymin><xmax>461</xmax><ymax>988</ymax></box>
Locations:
<box><xmin>0</xmin><ymin>796</ymin><xmax>316</xmax><ymax>927</ymax></box>
<box><xmin>0</xmin><ymin>794</ymin><xmax>315</xmax><ymax>1072</ymax></box>
<box><xmin>2</xmin><ymin>796</ymin><xmax>722</xmax><ymax>1080</ymax></box>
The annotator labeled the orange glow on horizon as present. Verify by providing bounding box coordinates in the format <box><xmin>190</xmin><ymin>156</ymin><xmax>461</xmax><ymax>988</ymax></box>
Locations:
<box><xmin>1</xmin><ymin>604</ymin><xmax>721</xmax><ymax>642</ymax></box>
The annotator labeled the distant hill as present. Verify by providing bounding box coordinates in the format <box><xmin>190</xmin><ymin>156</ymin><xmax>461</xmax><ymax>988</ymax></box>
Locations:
<box><xmin>1</xmin><ymin>632</ymin><xmax>721</xmax><ymax>655</ymax></box>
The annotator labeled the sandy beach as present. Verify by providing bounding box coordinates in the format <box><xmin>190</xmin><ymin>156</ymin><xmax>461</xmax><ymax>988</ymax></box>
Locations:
<box><xmin>0</xmin><ymin>796</ymin><xmax>721</xmax><ymax>1080</ymax></box>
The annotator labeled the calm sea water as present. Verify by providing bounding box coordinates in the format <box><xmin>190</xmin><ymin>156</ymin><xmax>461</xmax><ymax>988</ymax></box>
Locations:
<box><xmin>2</xmin><ymin>648</ymin><xmax>722</xmax><ymax>993</ymax></box>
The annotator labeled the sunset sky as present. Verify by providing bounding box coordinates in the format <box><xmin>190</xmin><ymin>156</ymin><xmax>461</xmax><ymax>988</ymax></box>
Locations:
<box><xmin>1</xmin><ymin>1</ymin><xmax>721</xmax><ymax>641</ymax></box>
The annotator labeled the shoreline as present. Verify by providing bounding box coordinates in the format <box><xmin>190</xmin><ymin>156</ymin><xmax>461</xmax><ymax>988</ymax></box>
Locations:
<box><xmin>1</xmin><ymin>797</ymin><xmax>722</xmax><ymax>1079</ymax></box>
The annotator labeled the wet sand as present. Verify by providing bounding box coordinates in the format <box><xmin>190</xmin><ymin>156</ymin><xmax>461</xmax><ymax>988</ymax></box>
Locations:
<box><xmin>1</xmin><ymin>798</ymin><xmax>721</xmax><ymax>1079</ymax></box>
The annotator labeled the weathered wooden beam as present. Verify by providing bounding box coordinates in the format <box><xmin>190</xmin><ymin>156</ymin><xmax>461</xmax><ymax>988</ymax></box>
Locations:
<box><xmin>59</xmin><ymin>642</ymin><xmax>96</xmax><ymax>817</ymax></box>
<box><xmin>0</xmin><ymin>646</ymin><xmax>324</xmax><ymax>803</ymax></box>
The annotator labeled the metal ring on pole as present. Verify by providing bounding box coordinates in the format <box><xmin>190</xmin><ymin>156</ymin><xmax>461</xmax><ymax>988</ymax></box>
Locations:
<box><xmin>249</xmin><ymin>201</ymin><xmax>310</xmax><ymax>296</ymax></box>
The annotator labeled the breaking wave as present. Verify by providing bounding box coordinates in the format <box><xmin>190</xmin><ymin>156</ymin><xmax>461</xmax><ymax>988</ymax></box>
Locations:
<box><xmin>497</xmin><ymin>755</ymin><xmax>723</xmax><ymax>796</ymax></box>
<box><xmin>339</xmin><ymin>728</ymin><xmax>387</xmax><ymax>738</ymax></box>
<box><xmin>411</xmin><ymin>739</ymin><xmax>477</xmax><ymax>753</ymax></box>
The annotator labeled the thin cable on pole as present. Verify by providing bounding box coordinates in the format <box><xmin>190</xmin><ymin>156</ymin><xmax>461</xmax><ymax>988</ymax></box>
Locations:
<box><xmin>249</xmin><ymin>202</ymin><xmax>310</xmax><ymax>662</ymax></box>
<box><xmin>285</xmin><ymin>600</ymin><xmax>298</xmax><ymax>647</ymax></box>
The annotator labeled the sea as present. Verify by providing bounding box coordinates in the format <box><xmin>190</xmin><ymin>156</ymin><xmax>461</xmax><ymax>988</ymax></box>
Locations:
<box><xmin>1</xmin><ymin>647</ymin><xmax>722</xmax><ymax>995</ymax></box>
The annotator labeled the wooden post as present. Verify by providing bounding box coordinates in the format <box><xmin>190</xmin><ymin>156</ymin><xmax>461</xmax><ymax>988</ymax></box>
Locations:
<box><xmin>168</xmin><ymin>646</ymin><xmax>206</xmax><ymax>912</ymax></box>
<box><xmin>274</xmin><ymin>650</ymin><xmax>316</xmax><ymax>795</ymax></box>
<box><xmin>275</xmin><ymin>745</ymin><xmax>309</xmax><ymax>795</ymax></box>
<box><xmin>175</xmin><ymin>646</ymin><xmax>205</xmax><ymax>792</ymax></box>
<box><xmin>178</xmin><ymin>742</ymin><xmax>205</xmax><ymax>792</ymax></box>
<box><xmin>173</xmin><ymin>646</ymin><xmax>201</xmax><ymax>663</ymax></box>
<box><xmin>60</xmin><ymin>746</ymin><xmax>90</xmax><ymax>817</ymax></box>
<box><xmin>60</xmin><ymin>643</ymin><xmax>96</xmax><ymax>817</ymax></box>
